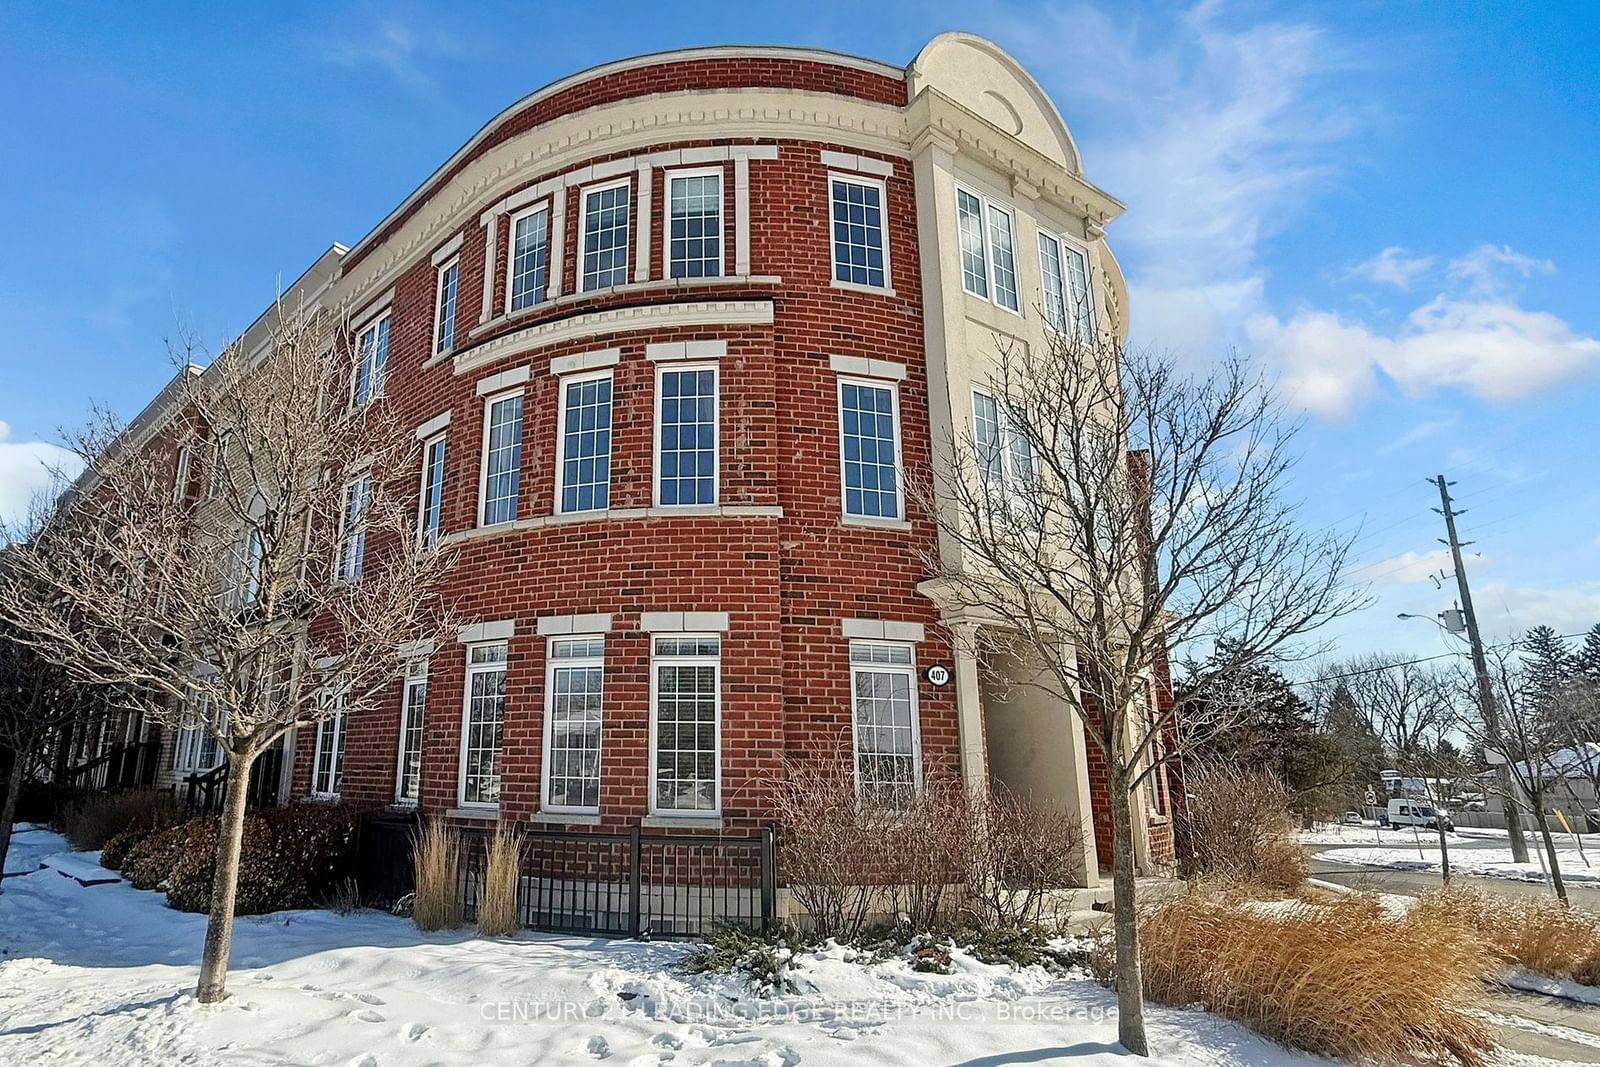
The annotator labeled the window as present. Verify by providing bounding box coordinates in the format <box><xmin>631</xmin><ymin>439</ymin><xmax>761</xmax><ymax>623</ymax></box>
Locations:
<box><xmin>666</xmin><ymin>170</ymin><xmax>722</xmax><ymax>278</ymax></box>
<box><xmin>828</xmin><ymin>175</ymin><xmax>888</xmax><ymax>289</ymax></box>
<box><xmin>433</xmin><ymin>258</ymin><xmax>459</xmax><ymax>356</ymax></box>
<box><xmin>174</xmin><ymin>691</ymin><xmax>222</xmax><ymax>773</ymax></box>
<box><xmin>655</xmin><ymin>365</ymin><xmax>718</xmax><ymax>506</ymax></box>
<box><xmin>580</xmin><ymin>181</ymin><xmax>630</xmax><ymax>291</ymax></box>
<box><xmin>206</xmin><ymin>435</ymin><xmax>228</xmax><ymax>500</ymax></box>
<box><xmin>418</xmin><ymin>433</ymin><xmax>447</xmax><ymax>545</ymax></box>
<box><xmin>650</xmin><ymin>635</ymin><xmax>720</xmax><ymax>814</ymax></box>
<box><xmin>171</xmin><ymin>444</ymin><xmax>192</xmax><ymax>503</ymax></box>
<box><xmin>459</xmin><ymin>641</ymin><xmax>507</xmax><ymax>807</ymax></box>
<box><xmin>956</xmin><ymin>188</ymin><xmax>1019</xmax><ymax>312</ymax></box>
<box><xmin>850</xmin><ymin>642</ymin><xmax>921</xmax><ymax>806</ymax></box>
<box><xmin>556</xmin><ymin>373</ymin><xmax>612</xmax><ymax>513</ymax></box>
<box><xmin>972</xmin><ymin>390</ymin><xmax>1035</xmax><ymax>491</ymax></box>
<box><xmin>396</xmin><ymin>659</ymin><xmax>428</xmax><ymax>804</ymax></box>
<box><xmin>312</xmin><ymin>684</ymin><xmax>347</xmax><ymax>797</ymax></box>
<box><xmin>336</xmin><ymin>473</ymin><xmax>371</xmax><ymax>582</ymax></box>
<box><xmin>227</xmin><ymin>526</ymin><xmax>264</xmax><ymax>610</ymax></box>
<box><xmin>479</xmin><ymin>391</ymin><xmax>523</xmax><ymax>526</ymax></box>
<box><xmin>543</xmin><ymin>637</ymin><xmax>604</xmax><ymax>812</ymax></box>
<box><xmin>837</xmin><ymin>378</ymin><xmax>901</xmax><ymax>519</ymax></box>
<box><xmin>352</xmin><ymin>313</ymin><xmax>390</xmax><ymax>406</ymax></box>
<box><xmin>508</xmin><ymin>205</ymin><xmax>550</xmax><ymax>311</ymax></box>
<box><xmin>1038</xmin><ymin>231</ymin><xmax>1096</xmax><ymax>341</ymax></box>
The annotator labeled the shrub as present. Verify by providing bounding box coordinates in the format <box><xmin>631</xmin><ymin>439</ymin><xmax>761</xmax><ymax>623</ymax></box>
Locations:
<box><xmin>882</xmin><ymin>778</ymin><xmax>971</xmax><ymax>931</ymax></box>
<box><xmin>57</xmin><ymin>789</ymin><xmax>180</xmax><ymax>852</ymax></box>
<box><xmin>963</xmin><ymin>789</ymin><xmax>1085</xmax><ymax>928</ymax></box>
<box><xmin>1109</xmin><ymin>891</ymin><xmax>1495</xmax><ymax>1066</ymax></box>
<box><xmin>1417</xmin><ymin>886</ymin><xmax>1600</xmax><ymax>986</ymax></box>
<box><xmin>476</xmin><ymin>822</ymin><xmax>523</xmax><ymax>937</ymax></box>
<box><xmin>412</xmin><ymin>816</ymin><xmax>463</xmax><ymax>931</ymax></box>
<box><xmin>682</xmin><ymin>923</ymin><xmax>807</xmax><ymax>993</ymax></box>
<box><xmin>112</xmin><ymin>802</ymin><xmax>362</xmax><ymax>914</ymax></box>
<box><xmin>1176</xmin><ymin>762</ymin><xmax>1307</xmax><ymax>891</ymax></box>
<box><xmin>772</xmin><ymin>758</ymin><xmax>876</xmax><ymax>940</ymax></box>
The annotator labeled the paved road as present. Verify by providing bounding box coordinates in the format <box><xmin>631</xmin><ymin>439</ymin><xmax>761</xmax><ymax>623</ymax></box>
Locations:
<box><xmin>1308</xmin><ymin>836</ymin><xmax>1600</xmax><ymax>1061</ymax></box>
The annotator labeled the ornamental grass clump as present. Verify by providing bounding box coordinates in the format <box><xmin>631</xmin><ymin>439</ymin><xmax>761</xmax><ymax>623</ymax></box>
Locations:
<box><xmin>1113</xmin><ymin>891</ymin><xmax>1496</xmax><ymax>1066</ymax></box>
<box><xmin>476</xmin><ymin>821</ymin><xmax>523</xmax><ymax>937</ymax></box>
<box><xmin>411</xmin><ymin>816</ymin><xmax>463</xmax><ymax>931</ymax></box>
<box><xmin>1418</xmin><ymin>885</ymin><xmax>1600</xmax><ymax>987</ymax></box>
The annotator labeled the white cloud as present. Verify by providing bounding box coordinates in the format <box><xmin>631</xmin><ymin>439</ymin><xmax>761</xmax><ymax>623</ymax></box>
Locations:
<box><xmin>0</xmin><ymin>421</ymin><xmax>78</xmax><ymax>530</ymax></box>
<box><xmin>1473</xmin><ymin>581</ymin><xmax>1600</xmax><ymax>642</ymax></box>
<box><xmin>322</xmin><ymin>21</ymin><xmax>465</xmax><ymax>92</ymax></box>
<box><xmin>1349</xmin><ymin>547</ymin><xmax>1467</xmax><ymax>587</ymax></box>
<box><xmin>1342</xmin><ymin>246</ymin><xmax>1435</xmax><ymax>289</ymax></box>
<box><xmin>1446</xmin><ymin>243</ymin><xmax>1555</xmax><ymax>296</ymax></box>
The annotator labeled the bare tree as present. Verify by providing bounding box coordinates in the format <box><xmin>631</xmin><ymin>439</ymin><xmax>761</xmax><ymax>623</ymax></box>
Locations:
<box><xmin>916</xmin><ymin>331</ymin><xmax>1363</xmax><ymax>1055</ymax></box>
<box><xmin>0</xmin><ymin>295</ymin><xmax>455</xmax><ymax>1001</ymax></box>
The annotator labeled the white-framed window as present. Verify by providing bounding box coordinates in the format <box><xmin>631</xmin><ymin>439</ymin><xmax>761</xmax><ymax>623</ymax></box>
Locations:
<box><xmin>226</xmin><ymin>525</ymin><xmax>264</xmax><ymax>610</ymax></box>
<box><xmin>555</xmin><ymin>371</ymin><xmax>613</xmax><ymax>514</ymax></box>
<box><xmin>478</xmin><ymin>390</ymin><xmax>524</xmax><ymax>526</ymax></box>
<box><xmin>417</xmin><ymin>433</ymin><xmax>447</xmax><ymax>545</ymax></box>
<box><xmin>395</xmin><ymin>658</ymin><xmax>428</xmax><ymax>805</ymax></box>
<box><xmin>507</xmin><ymin>203</ymin><xmax>551</xmax><ymax>311</ymax></box>
<box><xmin>972</xmin><ymin>390</ymin><xmax>1036</xmax><ymax>492</ymax></box>
<box><xmin>649</xmin><ymin>634</ymin><xmax>721</xmax><ymax>815</ymax></box>
<box><xmin>1038</xmin><ymin>230</ymin><xmax>1096</xmax><ymax>342</ymax></box>
<box><xmin>171</xmin><ymin>443</ymin><xmax>192</xmax><ymax>503</ymax></box>
<box><xmin>312</xmin><ymin>683</ymin><xmax>348</xmax><ymax>798</ymax></box>
<box><xmin>432</xmin><ymin>257</ymin><xmax>459</xmax><ymax>356</ymax></box>
<box><xmin>206</xmin><ymin>434</ymin><xmax>228</xmax><ymax>500</ymax></box>
<box><xmin>849</xmin><ymin>641</ymin><xmax>922</xmax><ymax>807</ymax></box>
<box><xmin>458</xmin><ymin>640</ymin><xmax>507</xmax><ymax>808</ymax></box>
<box><xmin>665</xmin><ymin>168</ymin><xmax>723</xmax><ymax>279</ymax></box>
<box><xmin>352</xmin><ymin>312</ymin><xmax>390</xmax><ymax>407</ymax></box>
<box><xmin>828</xmin><ymin>173</ymin><xmax>889</xmax><ymax>289</ymax></box>
<box><xmin>336</xmin><ymin>472</ymin><xmax>371</xmax><ymax>582</ymax></box>
<box><xmin>173</xmin><ymin>690</ymin><xmax>223</xmax><ymax>774</ymax></box>
<box><xmin>542</xmin><ymin>636</ymin><xmax>604</xmax><ymax>813</ymax></box>
<box><xmin>655</xmin><ymin>363</ymin><xmax>718</xmax><ymax>506</ymax></box>
<box><xmin>837</xmin><ymin>377</ymin><xmax>902</xmax><ymax>520</ymax></box>
<box><xmin>956</xmin><ymin>187</ymin><xmax>1019</xmax><ymax>312</ymax></box>
<box><xmin>579</xmin><ymin>180</ymin><xmax>631</xmax><ymax>292</ymax></box>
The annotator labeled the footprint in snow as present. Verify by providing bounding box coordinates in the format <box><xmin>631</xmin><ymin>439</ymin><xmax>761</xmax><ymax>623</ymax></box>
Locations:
<box><xmin>583</xmin><ymin>1034</ymin><xmax>612</xmax><ymax>1059</ymax></box>
<box><xmin>348</xmin><ymin>1056</ymin><xmax>378</xmax><ymax>1067</ymax></box>
<box><xmin>399</xmin><ymin>1022</ymin><xmax>430</xmax><ymax>1042</ymax></box>
<box><xmin>349</xmin><ymin>1008</ymin><xmax>386</xmax><ymax>1023</ymax></box>
<box><xmin>351</xmin><ymin>991</ymin><xmax>385</xmax><ymax>1005</ymax></box>
<box><xmin>651</xmin><ymin>1033</ymin><xmax>684</xmax><ymax>1050</ymax></box>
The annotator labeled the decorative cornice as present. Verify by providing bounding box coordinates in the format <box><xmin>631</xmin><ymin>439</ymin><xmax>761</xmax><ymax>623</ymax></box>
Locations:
<box><xmin>451</xmin><ymin>299</ymin><xmax>775</xmax><ymax>376</ymax></box>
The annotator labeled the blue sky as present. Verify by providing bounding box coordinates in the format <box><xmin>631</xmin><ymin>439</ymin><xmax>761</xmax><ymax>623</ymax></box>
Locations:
<box><xmin>2</xmin><ymin>1</ymin><xmax>1596</xmax><ymax>662</ymax></box>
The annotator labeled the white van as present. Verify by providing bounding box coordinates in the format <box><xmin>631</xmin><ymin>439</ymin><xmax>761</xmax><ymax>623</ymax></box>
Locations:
<box><xmin>1385</xmin><ymin>799</ymin><xmax>1454</xmax><ymax>832</ymax></box>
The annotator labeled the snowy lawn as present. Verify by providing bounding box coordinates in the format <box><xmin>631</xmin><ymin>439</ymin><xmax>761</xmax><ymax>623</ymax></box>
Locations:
<box><xmin>1313</xmin><ymin>843</ymin><xmax>1600</xmax><ymax>885</ymax></box>
<box><xmin>0</xmin><ymin>825</ymin><xmax>1325</xmax><ymax>1066</ymax></box>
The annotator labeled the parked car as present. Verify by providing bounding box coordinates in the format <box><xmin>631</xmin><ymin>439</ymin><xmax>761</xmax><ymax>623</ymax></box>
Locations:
<box><xmin>1384</xmin><ymin>798</ymin><xmax>1454</xmax><ymax>832</ymax></box>
<box><xmin>1339</xmin><ymin>811</ymin><xmax>1363</xmax><ymax>825</ymax></box>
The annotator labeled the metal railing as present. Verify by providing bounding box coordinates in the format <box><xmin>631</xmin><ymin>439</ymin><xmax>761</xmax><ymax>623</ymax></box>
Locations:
<box><xmin>63</xmin><ymin>739</ymin><xmax>162</xmax><ymax>793</ymax></box>
<box><xmin>182</xmin><ymin>746</ymin><xmax>283</xmax><ymax>815</ymax></box>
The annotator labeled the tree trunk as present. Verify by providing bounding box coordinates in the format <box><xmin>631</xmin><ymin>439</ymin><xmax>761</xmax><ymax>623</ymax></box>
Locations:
<box><xmin>195</xmin><ymin>750</ymin><xmax>256</xmax><ymax>1003</ymax></box>
<box><xmin>1435</xmin><ymin>819</ymin><xmax>1450</xmax><ymax>885</ymax></box>
<box><xmin>1531</xmin><ymin>807</ymin><xmax>1568</xmax><ymax>905</ymax></box>
<box><xmin>1108</xmin><ymin>769</ymin><xmax>1148</xmax><ymax>1056</ymax></box>
<box><xmin>0</xmin><ymin>739</ymin><xmax>31</xmax><ymax>892</ymax></box>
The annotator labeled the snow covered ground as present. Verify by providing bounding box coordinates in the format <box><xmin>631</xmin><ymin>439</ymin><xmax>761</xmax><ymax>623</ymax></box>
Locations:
<box><xmin>0</xmin><ymin>824</ymin><xmax>1332</xmax><ymax>1066</ymax></box>
<box><xmin>1313</xmin><ymin>843</ymin><xmax>1600</xmax><ymax>885</ymax></box>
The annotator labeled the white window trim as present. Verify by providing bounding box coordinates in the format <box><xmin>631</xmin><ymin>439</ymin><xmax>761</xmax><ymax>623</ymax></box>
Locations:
<box><xmin>553</xmin><ymin>368</ymin><xmax>614</xmax><ymax>515</ymax></box>
<box><xmin>848</xmin><ymin>640</ymin><xmax>924</xmax><ymax>804</ymax></box>
<box><xmin>335</xmin><ymin>472</ymin><xmax>371</xmax><ymax>583</ymax></box>
<box><xmin>540</xmin><ymin>634</ymin><xmax>605</xmax><ymax>815</ymax></box>
<box><xmin>432</xmin><ymin>256</ymin><xmax>460</xmax><ymax>357</ymax></box>
<box><xmin>835</xmin><ymin>375</ymin><xmax>905</xmax><ymax>522</ymax></box>
<box><xmin>578</xmin><ymin>177</ymin><xmax>633</xmax><ymax>293</ymax></box>
<box><xmin>647</xmin><ymin>634</ymin><xmax>722</xmax><ymax>818</ymax></box>
<box><xmin>351</xmin><ymin>311</ymin><xmax>391</xmax><ymax>408</ymax></box>
<box><xmin>955</xmin><ymin>184</ymin><xmax>1021</xmax><ymax>316</ymax></box>
<box><xmin>457</xmin><ymin>641</ymin><xmax>508</xmax><ymax>810</ymax></box>
<box><xmin>417</xmin><ymin>432</ymin><xmax>447</xmax><ymax>546</ymax></box>
<box><xmin>395</xmin><ymin>659</ymin><xmax>429</xmax><ymax>805</ymax></box>
<box><xmin>505</xmin><ymin>201</ymin><xmax>552</xmax><ymax>312</ymax></box>
<box><xmin>662</xmin><ymin>166</ymin><xmax>726</xmax><ymax>281</ymax></box>
<box><xmin>826</xmin><ymin>171</ymin><xmax>892</xmax><ymax>292</ymax></box>
<box><xmin>476</xmin><ymin>388</ymin><xmax>525</xmax><ymax>528</ymax></box>
<box><xmin>971</xmin><ymin>388</ymin><xmax>1034</xmax><ymax>489</ymax></box>
<box><xmin>171</xmin><ymin>443</ymin><xmax>192</xmax><ymax>503</ymax></box>
<box><xmin>652</xmin><ymin>362</ymin><xmax>720</xmax><ymax>507</ymax></box>
<box><xmin>1037</xmin><ymin>227</ymin><xmax>1099</xmax><ymax>340</ymax></box>
<box><xmin>310</xmin><ymin>688</ymin><xmax>347</xmax><ymax>799</ymax></box>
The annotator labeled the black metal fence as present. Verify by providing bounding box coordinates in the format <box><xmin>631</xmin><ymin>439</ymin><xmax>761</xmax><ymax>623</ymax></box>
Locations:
<box><xmin>63</xmin><ymin>739</ymin><xmax>162</xmax><ymax>793</ymax></box>
<box><xmin>182</xmin><ymin>746</ymin><xmax>283</xmax><ymax>815</ymax></box>
<box><xmin>356</xmin><ymin>814</ymin><xmax>775</xmax><ymax>940</ymax></box>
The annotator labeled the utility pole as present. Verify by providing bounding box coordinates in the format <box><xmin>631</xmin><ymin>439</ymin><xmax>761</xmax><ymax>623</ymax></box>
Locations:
<box><xmin>1434</xmin><ymin>474</ymin><xmax>1530</xmax><ymax>863</ymax></box>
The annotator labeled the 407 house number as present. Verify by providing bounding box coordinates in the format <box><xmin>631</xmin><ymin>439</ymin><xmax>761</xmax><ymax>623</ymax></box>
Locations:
<box><xmin>925</xmin><ymin>664</ymin><xmax>952</xmax><ymax>687</ymax></box>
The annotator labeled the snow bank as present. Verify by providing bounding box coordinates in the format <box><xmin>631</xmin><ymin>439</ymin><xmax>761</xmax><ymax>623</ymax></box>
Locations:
<box><xmin>1315</xmin><ymin>845</ymin><xmax>1600</xmax><ymax>885</ymax></box>
<box><xmin>0</xmin><ymin>825</ymin><xmax>1325</xmax><ymax>1066</ymax></box>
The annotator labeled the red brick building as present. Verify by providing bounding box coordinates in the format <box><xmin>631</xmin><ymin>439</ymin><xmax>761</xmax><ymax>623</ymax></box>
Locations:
<box><xmin>138</xmin><ymin>34</ymin><xmax>1176</xmax><ymax>885</ymax></box>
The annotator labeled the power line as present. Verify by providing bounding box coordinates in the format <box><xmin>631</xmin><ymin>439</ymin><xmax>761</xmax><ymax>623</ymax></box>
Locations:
<box><xmin>1291</xmin><ymin>629</ymin><xmax>1595</xmax><ymax>685</ymax></box>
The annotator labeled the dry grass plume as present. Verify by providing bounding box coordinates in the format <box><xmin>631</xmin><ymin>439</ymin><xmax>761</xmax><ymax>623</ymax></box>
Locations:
<box><xmin>411</xmin><ymin>816</ymin><xmax>463</xmax><ymax>931</ymax></box>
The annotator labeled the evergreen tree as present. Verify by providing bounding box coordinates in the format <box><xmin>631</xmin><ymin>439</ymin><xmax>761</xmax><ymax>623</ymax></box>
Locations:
<box><xmin>1576</xmin><ymin>623</ymin><xmax>1600</xmax><ymax>683</ymax></box>
<box><xmin>1522</xmin><ymin>624</ymin><xmax>1575</xmax><ymax>718</ymax></box>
